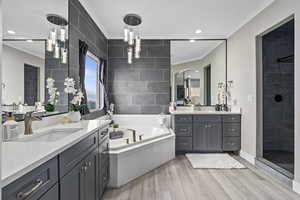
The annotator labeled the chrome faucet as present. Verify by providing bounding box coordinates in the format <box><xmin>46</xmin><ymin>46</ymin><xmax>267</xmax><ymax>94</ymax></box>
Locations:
<box><xmin>24</xmin><ymin>112</ymin><xmax>42</xmax><ymax>135</ymax></box>
<box><xmin>128</xmin><ymin>129</ymin><xmax>137</xmax><ymax>142</ymax></box>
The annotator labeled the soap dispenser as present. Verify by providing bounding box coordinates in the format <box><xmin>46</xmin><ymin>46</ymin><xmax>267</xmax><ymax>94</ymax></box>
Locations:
<box><xmin>3</xmin><ymin>112</ymin><xmax>19</xmax><ymax>141</ymax></box>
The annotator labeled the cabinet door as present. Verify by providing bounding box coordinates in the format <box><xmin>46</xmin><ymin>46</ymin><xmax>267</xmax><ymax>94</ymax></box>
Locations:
<box><xmin>84</xmin><ymin>149</ymin><xmax>98</xmax><ymax>200</ymax></box>
<box><xmin>38</xmin><ymin>185</ymin><xmax>59</xmax><ymax>200</ymax></box>
<box><xmin>193</xmin><ymin>123</ymin><xmax>207</xmax><ymax>151</ymax></box>
<box><xmin>60</xmin><ymin>160</ymin><xmax>85</xmax><ymax>200</ymax></box>
<box><xmin>206</xmin><ymin>122</ymin><xmax>222</xmax><ymax>151</ymax></box>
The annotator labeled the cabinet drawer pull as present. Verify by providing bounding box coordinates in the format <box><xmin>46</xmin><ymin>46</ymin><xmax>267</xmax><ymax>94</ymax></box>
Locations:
<box><xmin>17</xmin><ymin>179</ymin><xmax>43</xmax><ymax>198</ymax></box>
<box><xmin>229</xmin><ymin>129</ymin><xmax>236</xmax><ymax>131</ymax></box>
<box><xmin>180</xmin><ymin>128</ymin><xmax>188</xmax><ymax>131</ymax></box>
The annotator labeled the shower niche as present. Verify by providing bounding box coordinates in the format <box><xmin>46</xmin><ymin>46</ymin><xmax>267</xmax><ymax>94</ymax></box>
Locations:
<box><xmin>260</xmin><ymin>18</ymin><xmax>294</xmax><ymax>177</ymax></box>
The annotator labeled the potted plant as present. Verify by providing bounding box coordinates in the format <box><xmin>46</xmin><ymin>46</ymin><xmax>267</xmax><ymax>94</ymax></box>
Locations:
<box><xmin>45</xmin><ymin>78</ymin><xmax>59</xmax><ymax>112</ymax></box>
<box><xmin>64</xmin><ymin>77</ymin><xmax>85</xmax><ymax>122</ymax></box>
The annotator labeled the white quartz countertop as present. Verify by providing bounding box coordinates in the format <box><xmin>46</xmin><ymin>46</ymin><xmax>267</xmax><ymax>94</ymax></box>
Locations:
<box><xmin>2</xmin><ymin>119</ymin><xmax>111</xmax><ymax>187</ymax></box>
<box><xmin>169</xmin><ymin>110</ymin><xmax>241</xmax><ymax>115</ymax></box>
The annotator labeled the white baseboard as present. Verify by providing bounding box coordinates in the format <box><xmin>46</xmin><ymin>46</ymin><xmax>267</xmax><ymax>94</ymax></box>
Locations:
<box><xmin>293</xmin><ymin>180</ymin><xmax>300</xmax><ymax>195</ymax></box>
<box><xmin>239</xmin><ymin>150</ymin><xmax>255</xmax><ymax>165</ymax></box>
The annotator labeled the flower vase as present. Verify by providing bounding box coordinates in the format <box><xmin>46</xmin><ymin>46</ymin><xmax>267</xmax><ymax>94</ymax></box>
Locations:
<box><xmin>69</xmin><ymin>111</ymin><xmax>81</xmax><ymax>122</ymax></box>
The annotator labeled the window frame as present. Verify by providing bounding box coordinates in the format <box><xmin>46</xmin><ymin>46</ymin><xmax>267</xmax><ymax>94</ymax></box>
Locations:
<box><xmin>85</xmin><ymin>51</ymin><xmax>104</xmax><ymax>112</ymax></box>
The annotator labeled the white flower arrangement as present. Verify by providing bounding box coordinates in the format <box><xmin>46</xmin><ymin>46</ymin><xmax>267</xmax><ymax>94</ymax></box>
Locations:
<box><xmin>64</xmin><ymin>77</ymin><xmax>85</xmax><ymax>112</ymax></box>
<box><xmin>46</xmin><ymin>78</ymin><xmax>60</xmax><ymax>105</ymax></box>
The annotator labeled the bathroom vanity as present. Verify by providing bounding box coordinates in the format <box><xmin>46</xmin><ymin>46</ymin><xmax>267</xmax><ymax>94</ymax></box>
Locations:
<box><xmin>171</xmin><ymin>111</ymin><xmax>241</xmax><ymax>153</ymax></box>
<box><xmin>2</xmin><ymin>120</ymin><xmax>110</xmax><ymax>200</ymax></box>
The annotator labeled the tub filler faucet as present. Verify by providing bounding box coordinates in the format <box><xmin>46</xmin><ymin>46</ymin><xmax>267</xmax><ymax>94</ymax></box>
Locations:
<box><xmin>128</xmin><ymin>129</ymin><xmax>137</xmax><ymax>142</ymax></box>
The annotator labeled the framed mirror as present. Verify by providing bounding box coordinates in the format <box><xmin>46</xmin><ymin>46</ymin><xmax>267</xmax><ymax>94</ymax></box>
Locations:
<box><xmin>171</xmin><ymin>40</ymin><xmax>227</xmax><ymax>106</ymax></box>
<box><xmin>2</xmin><ymin>0</ymin><xmax>69</xmax><ymax>120</ymax></box>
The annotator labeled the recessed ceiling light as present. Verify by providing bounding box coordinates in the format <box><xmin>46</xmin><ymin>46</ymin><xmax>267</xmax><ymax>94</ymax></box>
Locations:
<box><xmin>190</xmin><ymin>39</ymin><xmax>195</xmax><ymax>43</ymax></box>
<box><xmin>195</xmin><ymin>70</ymin><xmax>199</xmax><ymax>72</ymax></box>
<box><xmin>26</xmin><ymin>39</ymin><xmax>33</xmax><ymax>43</ymax></box>
<box><xmin>195</xmin><ymin>29</ymin><xmax>202</xmax><ymax>34</ymax></box>
<box><xmin>7</xmin><ymin>30</ymin><xmax>16</xmax><ymax>35</ymax></box>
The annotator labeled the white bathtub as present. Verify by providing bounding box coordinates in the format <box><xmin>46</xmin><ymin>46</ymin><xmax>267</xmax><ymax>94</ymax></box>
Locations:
<box><xmin>109</xmin><ymin>115</ymin><xmax>175</xmax><ymax>188</ymax></box>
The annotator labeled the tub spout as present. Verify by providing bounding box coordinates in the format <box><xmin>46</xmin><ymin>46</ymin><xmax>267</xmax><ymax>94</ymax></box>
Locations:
<box><xmin>128</xmin><ymin>129</ymin><xmax>137</xmax><ymax>143</ymax></box>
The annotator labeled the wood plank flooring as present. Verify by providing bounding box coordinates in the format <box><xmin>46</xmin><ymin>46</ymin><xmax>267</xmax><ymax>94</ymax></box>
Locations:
<box><xmin>103</xmin><ymin>155</ymin><xmax>300</xmax><ymax>200</ymax></box>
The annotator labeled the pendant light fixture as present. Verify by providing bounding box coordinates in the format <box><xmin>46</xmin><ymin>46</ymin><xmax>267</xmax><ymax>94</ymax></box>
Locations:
<box><xmin>46</xmin><ymin>14</ymin><xmax>68</xmax><ymax>64</ymax></box>
<box><xmin>123</xmin><ymin>14</ymin><xmax>142</xmax><ymax>64</ymax></box>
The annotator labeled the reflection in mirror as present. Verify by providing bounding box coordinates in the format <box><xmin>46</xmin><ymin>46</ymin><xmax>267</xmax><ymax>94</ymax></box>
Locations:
<box><xmin>2</xmin><ymin>0</ymin><xmax>68</xmax><ymax>121</ymax></box>
<box><xmin>171</xmin><ymin>40</ymin><xmax>226</xmax><ymax>106</ymax></box>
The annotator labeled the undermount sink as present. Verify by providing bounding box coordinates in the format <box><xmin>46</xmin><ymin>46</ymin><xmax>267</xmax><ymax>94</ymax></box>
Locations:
<box><xmin>16</xmin><ymin>128</ymin><xmax>83</xmax><ymax>142</ymax></box>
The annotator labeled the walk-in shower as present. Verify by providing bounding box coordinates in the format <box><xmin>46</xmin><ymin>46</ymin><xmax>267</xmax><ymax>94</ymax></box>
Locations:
<box><xmin>258</xmin><ymin>18</ymin><xmax>294</xmax><ymax>177</ymax></box>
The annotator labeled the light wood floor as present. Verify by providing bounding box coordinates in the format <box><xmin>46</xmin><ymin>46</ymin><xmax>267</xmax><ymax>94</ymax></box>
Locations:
<box><xmin>103</xmin><ymin>155</ymin><xmax>300</xmax><ymax>200</ymax></box>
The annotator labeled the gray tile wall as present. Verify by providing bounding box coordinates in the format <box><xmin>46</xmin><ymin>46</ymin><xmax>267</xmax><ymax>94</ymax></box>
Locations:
<box><xmin>69</xmin><ymin>0</ymin><xmax>108</xmax><ymax>118</ymax></box>
<box><xmin>108</xmin><ymin>40</ymin><xmax>171</xmax><ymax>114</ymax></box>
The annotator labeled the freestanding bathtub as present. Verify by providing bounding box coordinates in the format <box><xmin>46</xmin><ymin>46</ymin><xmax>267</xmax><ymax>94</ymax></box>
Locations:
<box><xmin>108</xmin><ymin>115</ymin><xmax>175</xmax><ymax>188</ymax></box>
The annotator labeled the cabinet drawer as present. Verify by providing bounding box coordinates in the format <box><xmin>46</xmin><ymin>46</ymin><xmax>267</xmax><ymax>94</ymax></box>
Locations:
<box><xmin>3</xmin><ymin>157</ymin><xmax>58</xmax><ymax>200</ymax></box>
<box><xmin>193</xmin><ymin>115</ymin><xmax>221</xmax><ymax>123</ymax></box>
<box><xmin>223</xmin><ymin>115</ymin><xmax>241</xmax><ymax>123</ymax></box>
<box><xmin>223</xmin><ymin>137</ymin><xmax>241</xmax><ymax>151</ymax></box>
<box><xmin>59</xmin><ymin>130</ymin><xmax>98</xmax><ymax>178</ymax></box>
<box><xmin>176</xmin><ymin>137</ymin><xmax>192</xmax><ymax>151</ymax></box>
<box><xmin>175</xmin><ymin>115</ymin><xmax>192</xmax><ymax>124</ymax></box>
<box><xmin>175</xmin><ymin>124</ymin><xmax>192</xmax><ymax>136</ymax></box>
<box><xmin>223</xmin><ymin>123</ymin><xmax>241</xmax><ymax>137</ymax></box>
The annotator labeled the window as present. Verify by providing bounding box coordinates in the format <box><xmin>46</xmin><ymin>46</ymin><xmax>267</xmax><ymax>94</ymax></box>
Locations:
<box><xmin>85</xmin><ymin>51</ymin><xmax>104</xmax><ymax>111</ymax></box>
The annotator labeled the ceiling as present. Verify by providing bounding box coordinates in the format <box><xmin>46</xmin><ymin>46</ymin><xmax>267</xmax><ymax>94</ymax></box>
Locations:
<box><xmin>171</xmin><ymin>40</ymin><xmax>223</xmax><ymax>65</ymax></box>
<box><xmin>79</xmin><ymin>0</ymin><xmax>274</xmax><ymax>39</ymax></box>
<box><xmin>3</xmin><ymin>0</ymin><xmax>68</xmax><ymax>58</ymax></box>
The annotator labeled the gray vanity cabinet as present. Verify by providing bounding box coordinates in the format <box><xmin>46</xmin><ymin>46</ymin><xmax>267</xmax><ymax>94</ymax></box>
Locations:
<box><xmin>193</xmin><ymin>116</ymin><xmax>222</xmax><ymax>152</ymax></box>
<box><xmin>60</xmin><ymin>148</ymin><xmax>98</xmax><ymax>200</ymax></box>
<box><xmin>174</xmin><ymin>114</ymin><xmax>241</xmax><ymax>153</ymax></box>
<box><xmin>2</xmin><ymin>157</ymin><xmax>59</xmax><ymax>200</ymax></box>
<box><xmin>175</xmin><ymin>115</ymin><xmax>193</xmax><ymax>151</ymax></box>
<box><xmin>3</xmin><ymin>127</ymin><xmax>109</xmax><ymax>200</ymax></box>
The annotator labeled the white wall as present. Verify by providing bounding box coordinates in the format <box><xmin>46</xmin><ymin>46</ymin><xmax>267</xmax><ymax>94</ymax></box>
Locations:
<box><xmin>2</xmin><ymin>45</ymin><xmax>45</xmax><ymax>104</ymax></box>
<box><xmin>171</xmin><ymin>42</ymin><xmax>226</xmax><ymax>105</ymax></box>
<box><xmin>227</xmin><ymin>0</ymin><xmax>300</xmax><ymax>190</ymax></box>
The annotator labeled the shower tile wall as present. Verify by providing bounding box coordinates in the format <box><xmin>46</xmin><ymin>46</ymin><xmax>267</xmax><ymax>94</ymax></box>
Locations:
<box><xmin>108</xmin><ymin>40</ymin><xmax>170</xmax><ymax>114</ymax></box>
<box><xmin>263</xmin><ymin>19</ymin><xmax>294</xmax><ymax>153</ymax></box>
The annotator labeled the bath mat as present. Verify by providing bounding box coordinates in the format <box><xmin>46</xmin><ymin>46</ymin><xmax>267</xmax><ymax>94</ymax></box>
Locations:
<box><xmin>186</xmin><ymin>153</ymin><xmax>246</xmax><ymax>169</ymax></box>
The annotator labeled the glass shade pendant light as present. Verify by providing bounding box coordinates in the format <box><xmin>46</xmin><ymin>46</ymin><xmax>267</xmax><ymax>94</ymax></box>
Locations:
<box><xmin>123</xmin><ymin>14</ymin><xmax>142</xmax><ymax>64</ymax></box>
<box><xmin>54</xmin><ymin>43</ymin><xmax>60</xmax><ymax>59</ymax></box>
<box><xmin>46</xmin><ymin>14</ymin><xmax>68</xmax><ymax>63</ymax></box>
<box><xmin>50</xmin><ymin>28</ymin><xmax>57</xmax><ymax>45</ymax></box>
<box><xmin>124</xmin><ymin>27</ymin><xmax>129</xmax><ymax>42</ymax></box>
<box><xmin>128</xmin><ymin>30</ymin><xmax>134</xmax><ymax>45</ymax></box>
<box><xmin>60</xmin><ymin>27</ymin><xmax>66</xmax><ymax>42</ymax></box>
<box><xmin>128</xmin><ymin>47</ymin><xmax>133</xmax><ymax>64</ymax></box>
<box><xmin>46</xmin><ymin>38</ymin><xmax>54</xmax><ymax>52</ymax></box>
<box><xmin>61</xmin><ymin>48</ymin><xmax>68</xmax><ymax>64</ymax></box>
